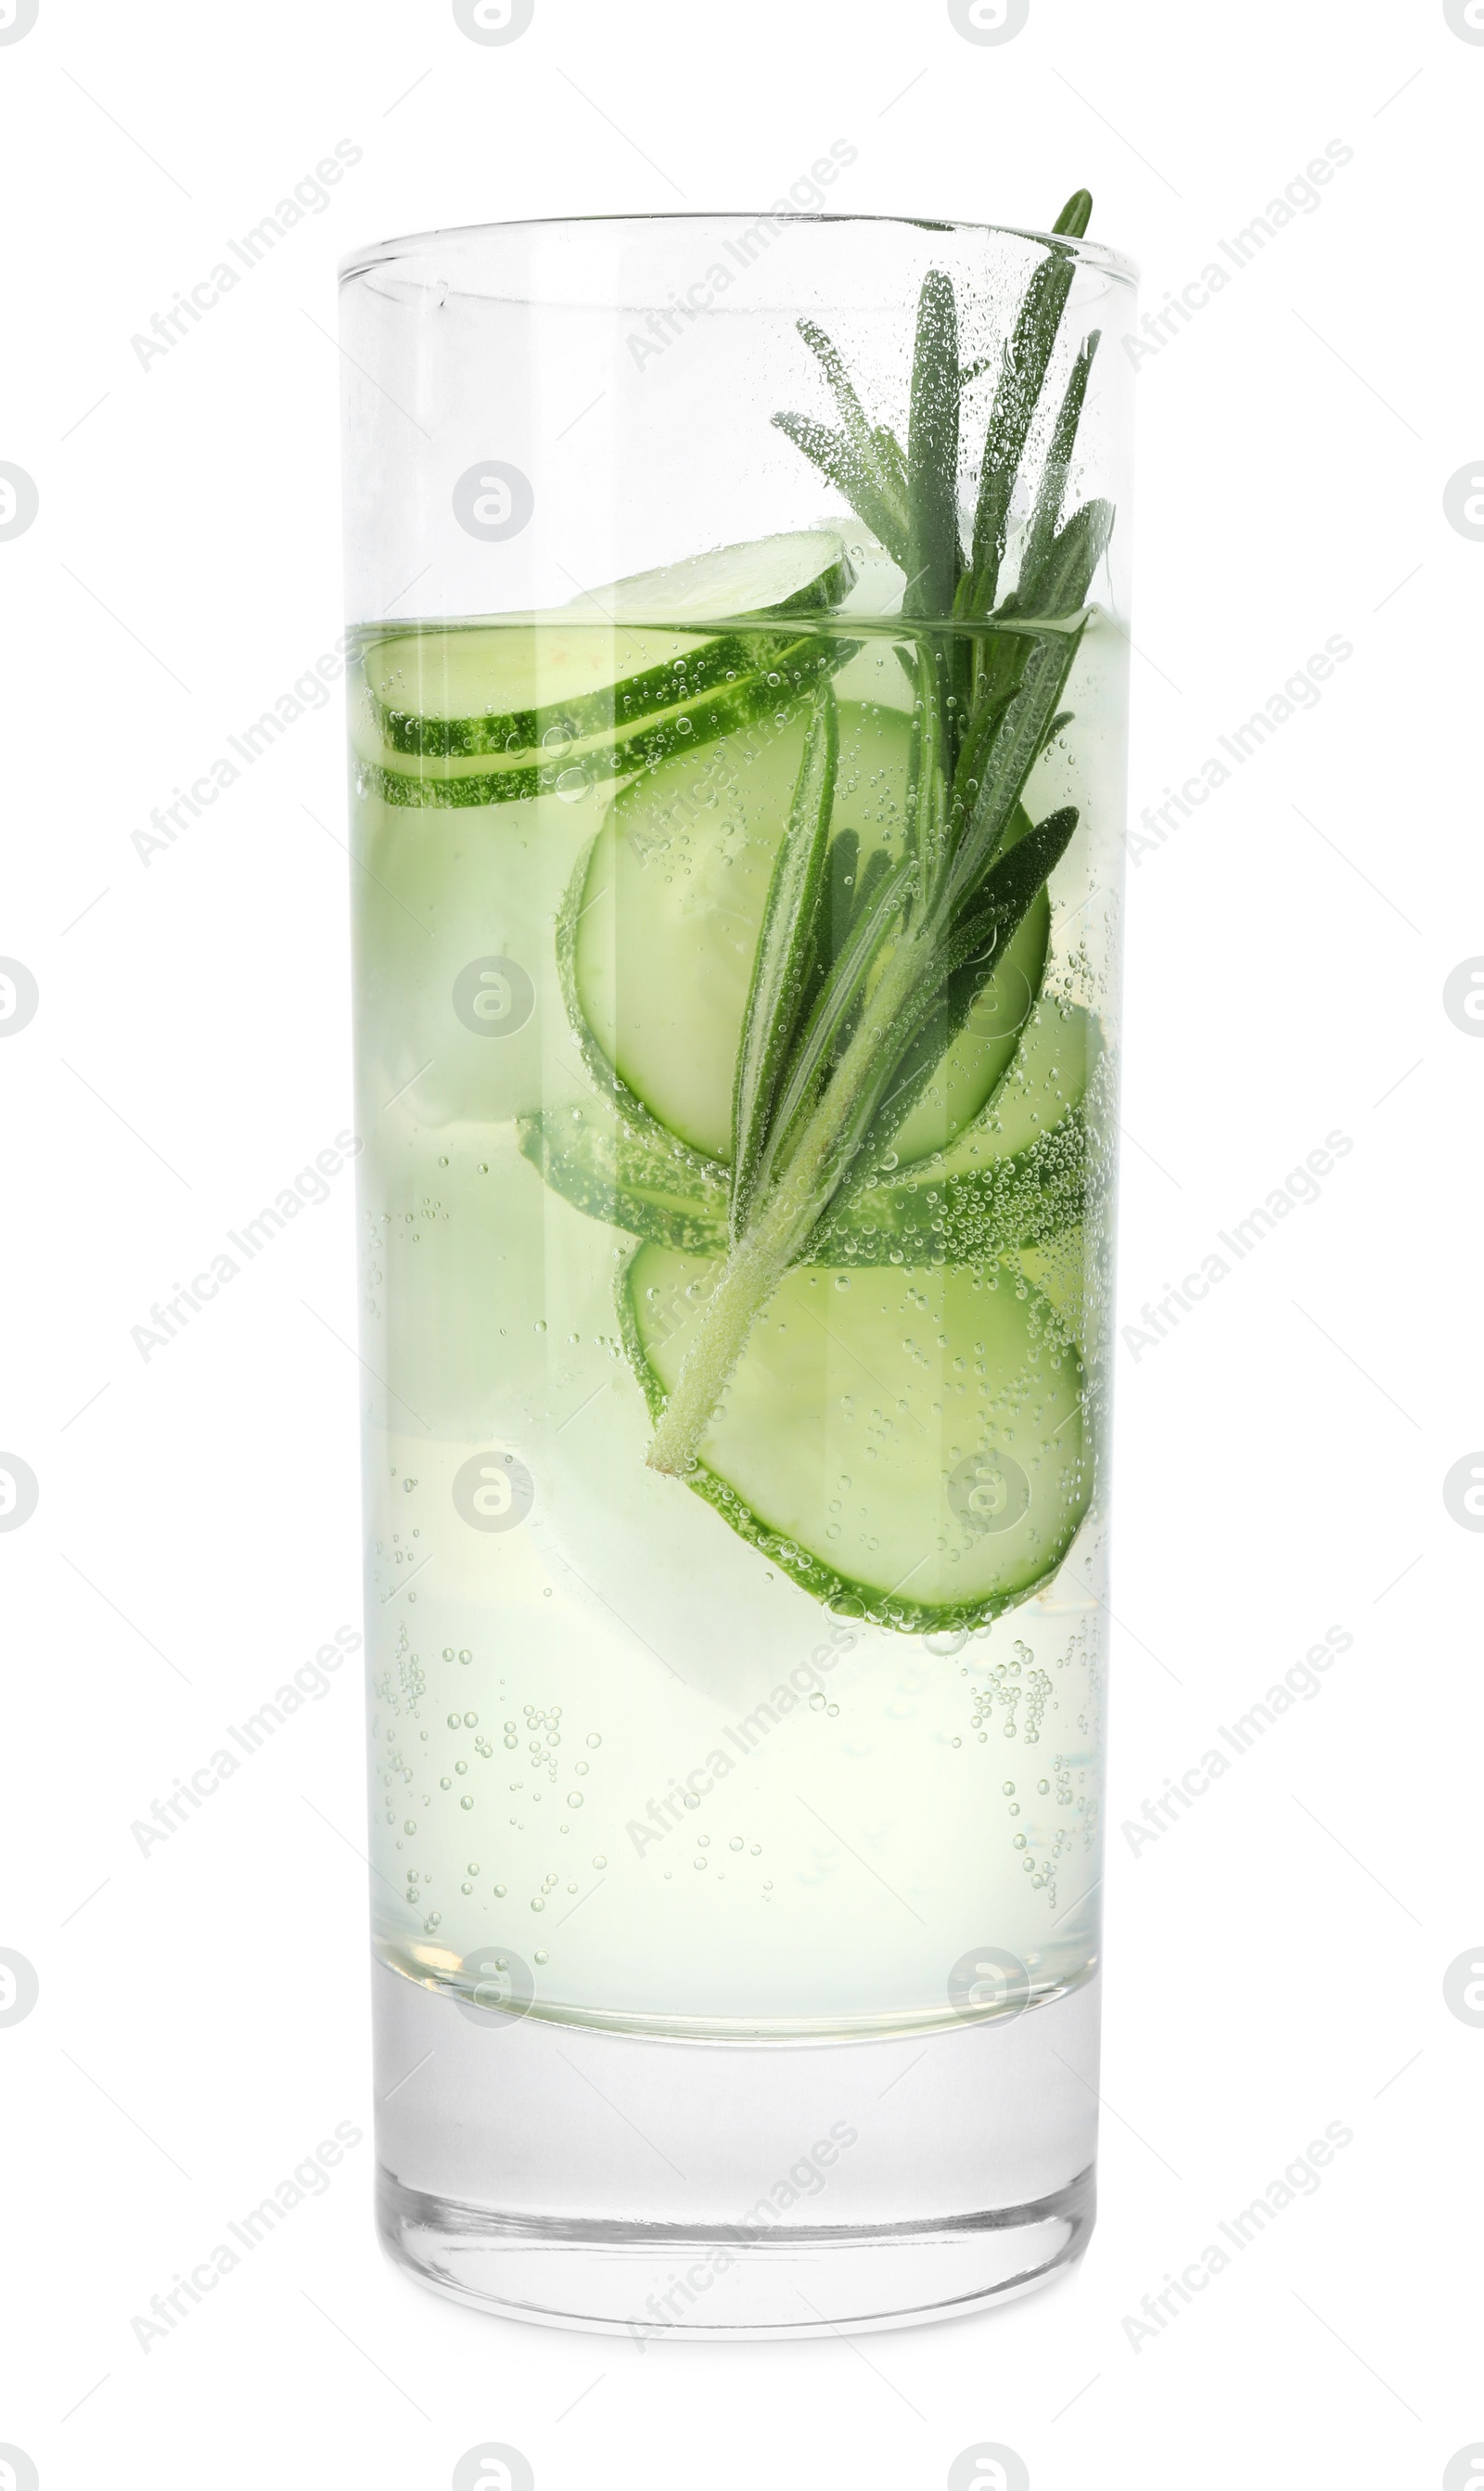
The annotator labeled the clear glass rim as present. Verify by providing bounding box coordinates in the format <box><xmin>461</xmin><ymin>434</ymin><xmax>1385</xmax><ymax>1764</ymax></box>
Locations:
<box><xmin>339</xmin><ymin>210</ymin><xmax>1138</xmax><ymax>289</ymax></box>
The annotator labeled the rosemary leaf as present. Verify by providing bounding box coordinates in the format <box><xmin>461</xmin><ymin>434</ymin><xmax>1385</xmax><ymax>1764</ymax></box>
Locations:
<box><xmin>945</xmin><ymin>624</ymin><xmax>1084</xmax><ymax>910</ymax></box>
<box><xmin>872</xmin><ymin>427</ymin><xmax>910</xmax><ymax>519</ymax></box>
<box><xmin>771</xmin><ymin>413</ymin><xmax>909</xmax><ymax>565</ymax></box>
<box><xmin>753</xmin><ymin>853</ymin><xmax>917</xmax><ymax>1196</ymax></box>
<box><xmin>1011</xmin><ymin>496</ymin><xmax>1114</xmax><ymax>620</ymax></box>
<box><xmin>841</xmin><ymin>844</ymin><xmax>895</xmax><ymax>943</ymax></box>
<box><xmin>1052</xmin><ymin>190</ymin><xmax>1094</xmax><ymax>238</ymax></box>
<box><xmin>730</xmin><ymin>685</ymin><xmax>838</xmax><ymax>1240</ymax></box>
<box><xmin>798</xmin><ymin>317</ymin><xmax>879</xmax><ymax>455</ymax></box>
<box><xmin>848</xmin><ymin>804</ymin><xmax>1074</xmax><ymax>1176</ymax></box>
<box><xmin>797</xmin><ymin>322</ymin><xmax>911</xmax><ymax>547</ymax></box>
<box><xmin>817</xmin><ymin>828</ymin><xmax>862</xmax><ymax>970</ymax></box>
<box><xmin>1011</xmin><ymin>329</ymin><xmax>1102</xmax><ymax>593</ymax></box>
<box><xmin>944</xmin><ymin>806</ymin><xmax>1080</xmax><ymax>980</ymax></box>
<box><xmin>965</xmin><ymin>246</ymin><xmax>1081</xmax><ymax>613</ymax></box>
<box><xmin>903</xmin><ymin>271</ymin><xmax>962</xmax><ymax>617</ymax></box>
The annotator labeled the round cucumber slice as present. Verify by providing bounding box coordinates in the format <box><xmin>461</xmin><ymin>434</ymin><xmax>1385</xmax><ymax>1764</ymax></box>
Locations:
<box><xmin>569</xmin><ymin>700</ymin><xmax>1050</xmax><ymax>1164</ymax></box>
<box><xmin>621</xmin><ymin>1243</ymin><xmax>1092</xmax><ymax>1629</ymax></box>
<box><xmin>570</xmin><ymin>530</ymin><xmax>855</xmax><ymax>626</ymax></box>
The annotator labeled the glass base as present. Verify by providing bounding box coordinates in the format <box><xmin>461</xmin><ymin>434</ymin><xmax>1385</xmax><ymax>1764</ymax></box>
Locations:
<box><xmin>372</xmin><ymin>1957</ymin><xmax>1099</xmax><ymax>2337</ymax></box>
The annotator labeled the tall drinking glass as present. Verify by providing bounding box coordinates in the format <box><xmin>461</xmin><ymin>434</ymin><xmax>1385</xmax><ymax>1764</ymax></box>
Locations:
<box><xmin>339</xmin><ymin>209</ymin><xmax>1135</xmax><ymax>2335</ymax></box>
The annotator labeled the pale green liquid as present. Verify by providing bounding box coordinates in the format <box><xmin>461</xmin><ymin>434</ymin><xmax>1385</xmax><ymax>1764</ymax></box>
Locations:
<box><xmin>351</xmin><ymin>617</ymin><xmax>1123</xmax><ymax>2038</ymax></box>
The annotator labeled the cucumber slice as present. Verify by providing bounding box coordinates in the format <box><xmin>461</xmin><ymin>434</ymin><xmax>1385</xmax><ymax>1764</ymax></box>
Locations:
<box><xmin>621</xmin><ymin>1244</ymin><xmax>1093</xmax><ymax>1629</ymax></box>
<box><xmin>820</xmin><ymin>1111</ymin><xmax>1086</xmax><ymax>1265</ymax></box>
<box><xmin>365</xmin><ymin>622</ymin><xmax>792</xmax><ymax>761</ymax></box>
<box><xmin>523</xmin><ymin>985</ymin><xmax>1099</xmax><ymax>1266</ymax></box>
<box><xmin>519</xmin><ymin>1084</ymin><xmax>1081</xmax><ymax>1267</ymax></box>
<box><xmin>518</xmin><ymin>1102</ymin><xmax>729</xmax><ymax>1256</ymax></box>
<box><xmin>824</xmin><ymin>1001</ymin><xmax>1099</xmax><ymax>1260</ymax></box>
<box><xmin>567</xmin><ymin>700</ymin><xmax>1050</xmax><ymax>1164</ymax></box>
<box><xmin>351</xmin><ymin>634</ymin><xmax>849</xmax><ymax>810</ymax></box>
<box><xmin>362</xmin><ymin>533</ymin><xmax>853</xmax><ymax>764</ymax></box>
<box><xmin>940</xmin><ymin>995</ymin><xmax>1099</xmax><ymax>1174</ymax></box>
<box><xmin>569</xmin><ymin>530</ymin><xmax>855</xmax><ymax>626</ymax></box>
<box><xmin>1017</xmin><ymin>1226</ymin><xmax>1091</xmax><ymax>1356</ymax></box>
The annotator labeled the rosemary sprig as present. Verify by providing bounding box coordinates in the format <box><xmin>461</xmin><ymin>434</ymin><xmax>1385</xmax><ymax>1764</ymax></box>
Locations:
<box><xmin>646</xmin><ymin>192</ymin><xmax>1111</xmax><ymax>1476</ymax></box>
<box><xmin>730</xmin><ymin>686</ymin><xmax>838</xmax><ymax>1241</ymax></box>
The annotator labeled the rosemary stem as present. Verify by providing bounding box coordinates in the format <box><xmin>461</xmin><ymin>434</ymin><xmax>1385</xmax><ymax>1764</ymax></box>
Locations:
<box><xmin>646</xmin><ymin>932</ymin><xmax>928</xmax><ymax>1475</ymax></box>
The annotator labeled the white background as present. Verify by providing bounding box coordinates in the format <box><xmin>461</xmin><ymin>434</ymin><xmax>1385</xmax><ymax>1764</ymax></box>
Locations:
<box><xmin>2</xmin><ymin>1</ymin><xmax>1480</xmax><ymax>2485</ymax></box>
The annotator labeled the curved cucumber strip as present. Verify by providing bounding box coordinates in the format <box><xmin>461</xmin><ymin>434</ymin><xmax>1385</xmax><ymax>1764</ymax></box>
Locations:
<box><xmin>936</xmin><ymin>996</ymin><xmax>1099</xmax><ymax>1175</ymax></box>
<box><xmin>524</xmin><ymin>1000</ymin><xmax>1100</xmax><ymax>1265</ymax></box>
<box><xmin>1017</xmin><ymin>1226</ymin><xmax>1091</xmax><ymax>1355</ymax></box>
<box><xmin>819</xmin><ymin>1111</ymin><xmax>1086</xmax><ymax>1265</ymax></box>
<box><xmin>520</xmin><ymin>1087</ymin><xmax>1082</xmax><ymax>1266</ymax></box>
<box><xmin>365</xmin><ymin>621</ymin><xmax>792</xmax><ymax>762</ymax></box>
<box><xmin>568</xmin><ymin>699</ymin><xmax>1050</xmax><ymax>1163</ymax></box>
<box><xmin>518</xmin><ymin>1103</ymin><xmax>729</xmax><ymax>1257</ymax></box>
<box><xmin>569</xmin><ymin>530</ymin><xmax>855</xmax><ymax>626</ymax></box>
<box><xmin>621</xmin><ymin>1243</ymin><xmax>1092</xmax><ymax>1629</ymax></box>
<box><xmin>351</xmin><ymin>634</ymin><xmax>847</xmax><ymax>810</ymax></box>
<box><xmin>824</xmin><ymin>1000</ymin><xmax>1099</xmax><ymax>1259</ymax></box>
